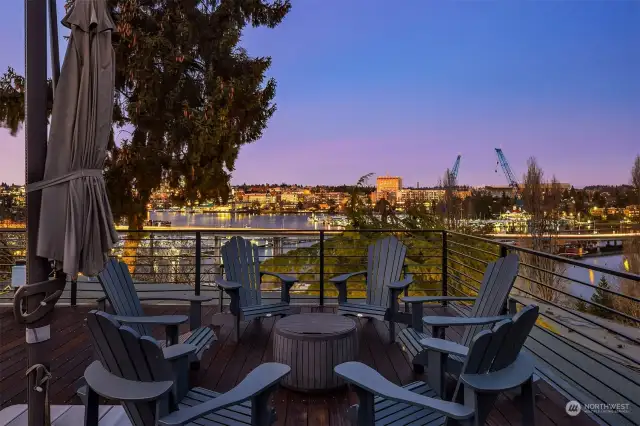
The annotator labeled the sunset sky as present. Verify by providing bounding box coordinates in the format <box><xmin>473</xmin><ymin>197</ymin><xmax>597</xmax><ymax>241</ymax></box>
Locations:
<box><xmin>1</xmin><ymin>0</ymin><xmax>639</xmax><ymax>187</ymax></box>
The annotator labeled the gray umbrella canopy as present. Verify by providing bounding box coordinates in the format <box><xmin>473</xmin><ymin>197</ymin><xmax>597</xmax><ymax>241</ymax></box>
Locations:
<box><xmin>33</xmin><ymin>0</ymin><xmax>118</xmax><ymax>277</ymax></box>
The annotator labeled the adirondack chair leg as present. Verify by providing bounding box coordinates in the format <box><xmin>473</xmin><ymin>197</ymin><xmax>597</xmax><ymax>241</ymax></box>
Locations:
<box><xmin>520</xmin><ymin>377</ymin><xmax>535</xmax><ymax>426</ymax></box>
<box><xmin>250</xmin><ymin>384</ymin><xmax>279</xmax><ymax>426</ymax></box>
<box><xmin>83</xmin><ymin>386</ymin><xmax>100</xmax><ymax>426</ymax></box>
<box><xmin>389</xmin><ymin>319</ymin><xmax>395</xmax><ymax>342</ymax></box>
<box><xmin>388</xmin><ymin>288</ymin><xmax>401</xmax><ymax>343</ymax></box>
<box><xmin>280</xmin><ymin>281</ymin><xmax>293</xmax><ymax>304</ymax></box>
<box><xmin>432</xmin><ymin>325</ymin><xmax>446</xmax><ymax>339</ymax></box>
<box><xmin>218</xmin><ymin>284</ymin><xmax>224</xmax><ymax>313</ymax></box>
<box><xmin>412</xmin><ymin>350</ymin><xmax>429</xmax><ymax>374</ymax></box>
<box><xmin>411</xmin><ymin>302</ymin><xmax>423</xmax><ymax>331</ymax></box>
<box><xmin>166</xmin><ymin>324</ymin><xmax>179</xmax><ymax>346</ymax></box>
<box><xmin>463</xmin><ymin>387</ymin><xmax>495</xmax><ymax>426</ymax></box>
<box><xmin>352</xmin><ymin>386</ymin><xmax>375</xmax><ymax>426</ymax></box>
<box><xmin>404</xmin><ymin>287</ymin><xmax>409</xmax><ymax>313</ymax></box>
<box><xmin>236</xmin><ymin>314</ymin><xmax>241</xmax><ymax>341</ymax></box>
<box><xmin>189</xmin><ymin>301</ymin><xmax>202</xmax><ymax>330</ymax></box>
<box><xmin>97</xmin><ymin>297</ymin><xmax>108</xmax><ymax>312</ymax></box>
<box><xmin>76</xmin><ymin>378</ymin><xmax>88</xmax><ymax>406</ymax></box>
<box><xmin>168</xmin><ymin>355</ymin><xmax>191</xmax><ymax>401</ymax></box>
<box><xmin>334</xmin><ymin>281</ymin><xmax>348</xmax><ymax>304</ymax></box>
<box><xmin>427</xmin><ymin>350</ymin><xmax>447</xmax><ymax>397</ymax></box>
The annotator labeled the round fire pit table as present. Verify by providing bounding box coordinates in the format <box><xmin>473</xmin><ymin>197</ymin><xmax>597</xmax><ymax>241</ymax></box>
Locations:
<box><xmin>273</xmin><ymin>313</ymin><xmax>358</xmax><ymax>392</ymax></box>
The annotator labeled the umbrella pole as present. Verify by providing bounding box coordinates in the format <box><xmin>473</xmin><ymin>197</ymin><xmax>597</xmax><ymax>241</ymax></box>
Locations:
<box><xmin>48</xmin><ymin>0</ymin><xmax>61</xmax><ymax>92</ymax></box>
<box><xmin>25</xmin><ymin>0</ymin><xmax>54</xmax><ymax>425</ymax></box>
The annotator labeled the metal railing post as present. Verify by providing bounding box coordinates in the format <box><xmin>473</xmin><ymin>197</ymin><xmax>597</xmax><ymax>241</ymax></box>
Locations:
<box><xmin>319</xmin><ymin>230</ymin><xmax>325</xmax><ymax>307</ymax></box>
<box><xmin>195</xmin><ymin>231</ymin><xmax>201</xmax><ymax>295</ymax></box>
<box><xmin>441</xmin><ymin>231</ymin><xmax>448</xmax><ymax>306</ymax></box>
<box><xmin>500</xmin><ymin>244</ymin><xmax>508</xmax><ymax>258</ymax></box>
<box><xmin>70</xmin><ymin>278</ymin><xmax>77</xmax><ymax>306</ymax></box>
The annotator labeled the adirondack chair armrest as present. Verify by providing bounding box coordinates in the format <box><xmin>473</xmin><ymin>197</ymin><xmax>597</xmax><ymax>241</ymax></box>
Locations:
<box><xmin>334</xmin><ymin>362</ymin><xmax>474</xmax><ymax>421</ymax></box>
<box><xmin>401</xmin><ymin>296</ymin><xmax>476</xmax><ymax>304</ymax></box>
<box><xmin>157</xmin><ymin>362</ymin><xmax>291</xmax><ymax>426</ymax></box>
<box><xmin>460</xmin><ymin>353</ymin><xmax>535</xmax><ymax>392</ymax></box>
<box><xmin>261</xmin><ymin>271</ymin><xmax>297</xmax><ymax>304</ymax></box>
<box><xmin>261</xmin><ymin>271</ymin><xmax>298</xmax><ymax>284</ymax></box>
<box><xmin>422</xmin><ymin>314</ymin><xmax>511</xmax><ymax>327</ymax></box>
<box><xmin>418</xmin><ymin>338</ymin><xmax>469</xmax><ymax>358</ymax></box>
<box><xmin>83</xmin><ymin>360</ymin><xmax>173</xmax><ymax>402</ymax></box>
<box><xmin>214</xmin><ymin>277</ymin><xmax>242</xmax><ymax>290</ymax></box>
<box><xmin>330</xmin><ymin>271</ymin><xmax>367</xmax><ymax>304</ymax></box>
<box><xmin>387</xmin><ymin>274</ymin><xmax>414</xmax><ymax>290</ymax></box>
<box><xmin>138</xmin><ymin>294</ymin><xmax>215</xmax><ymax>303</ymax></box>
<box><xmin>163</xmin><ymin>343</ymin><xmax>197</xmax><ymax>361</ymax></box>
<box><xmin>113</xmin><ymin>314</ymin><xmax>189</xmax><ymax>326</ymax></box>
<box><xmin>329</xmin><ymin>270</ymin><xmax>367</xmax><ymax>284</ymax></box>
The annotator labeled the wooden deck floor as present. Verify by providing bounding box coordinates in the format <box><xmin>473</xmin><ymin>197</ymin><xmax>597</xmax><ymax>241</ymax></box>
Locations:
<box><xmin>0</xmin><ymin>305</ymin><xmax>596</xmax><ymax>426</ymax></box>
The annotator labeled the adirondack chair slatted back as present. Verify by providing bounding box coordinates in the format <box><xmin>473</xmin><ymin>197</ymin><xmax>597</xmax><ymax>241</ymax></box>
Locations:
<box><xmin>87</xmin><ymin>310</ymin><xmax>174</xmax><ymax>426</ymax></box>
<box><xmin>365</xmin><ymin>236</ymin><xmax>407</xmax><ymax>307</ymax></box>
<box><xmin>221</xmin><ymin>236</ymin><xmax>262</xmax><ymax>308</ymax></box>
<box><xmin>97</xmin><ymin>259</ymin><xmax>150</xmax><ymax>336</ymax></box>
<box><xmin>460</xmin><ymin>253</ymin><xmax>519</xmax><ymax>346</ymax></box>
<box><xmin>450</xmin><ymin>305</ymin><xmax>539</xmax><ymax>424</ymax></box>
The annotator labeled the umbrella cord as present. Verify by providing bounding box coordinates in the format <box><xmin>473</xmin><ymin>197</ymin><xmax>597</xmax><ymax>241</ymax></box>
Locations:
<box><xmin>25</xmin><ymin>364</ymin><xmax>52</xmax><ymax>425</ymax></box>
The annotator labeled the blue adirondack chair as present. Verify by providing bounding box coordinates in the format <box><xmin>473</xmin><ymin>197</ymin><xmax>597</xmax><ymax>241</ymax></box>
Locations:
<box><xmin>97</xmin><ymin>258</ymin><xmax>217</xmax><ymax>369</ymax></box>
<box><xmin>79</xmin><ymin>310</ymin><xmax>290</xmax><ymax>426</ymax></box>
<box><xmin>397</xmin><ymin>253</ymin><xmax>519</xmax><ymax>376</ymax></box>
<box><xmin>330</xmin><ymin>235</ymin><xmax>413</xmax><ymax>342</ymax></box>
<box><xmin>335</xmin><ymin>304</ymin><xmax>539</xmax><ymax>426</ymax></box>
<box><xmin>215</xmin><ymin>236</ymin><xmax>298</xmax><ymax>341</ymax></box>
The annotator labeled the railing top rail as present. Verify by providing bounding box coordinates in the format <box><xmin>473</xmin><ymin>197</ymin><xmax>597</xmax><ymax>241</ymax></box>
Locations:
<box><xmin>446</xmin><ymin>230</ymin><xmax>640</xmax><ymax>282</ymax></box>
<box><xmin>1</xmin><ymin>226</ymin><xmax>638</xmax><ymax>280</ymax></box>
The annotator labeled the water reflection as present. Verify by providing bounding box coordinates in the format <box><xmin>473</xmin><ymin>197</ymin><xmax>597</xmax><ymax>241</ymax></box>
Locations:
<box><xmin>567</xmin><ymin>255</ymin><xmax>624</xmax><ymax>300</ymax></box>
<box><xmin>150</xmin><ymin>212</ymin><xmax>339</xmax><ymax>230</ymax></box>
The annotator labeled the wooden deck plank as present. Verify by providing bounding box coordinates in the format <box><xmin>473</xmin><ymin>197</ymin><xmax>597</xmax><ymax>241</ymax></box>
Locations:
<box><xmin>0</xmin><ymin>305</ymin><xmax>600</xmax><ymax>426</ymax></box>
<box><xmin>0</xmin><ymin>405</ymin><xmax>130</xmax><ymax>426</ymax></box>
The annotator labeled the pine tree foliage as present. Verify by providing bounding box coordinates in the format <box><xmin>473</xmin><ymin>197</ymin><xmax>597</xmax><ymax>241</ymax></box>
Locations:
<box><xmin>0</xmin><ymin>0</ymin><xmax>291</xmax><ymax>229</ymax></box>
<box><xmin>589</xmin><ymin>276</ymin><xmax>615</xmax><ymax>319</ymax></box>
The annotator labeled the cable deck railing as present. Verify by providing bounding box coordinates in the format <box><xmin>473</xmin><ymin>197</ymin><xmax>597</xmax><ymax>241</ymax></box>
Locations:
<box><xmin>1</xmin><ymin>227</ymin><xmax>639</xmax><ymax>424</ymax></box>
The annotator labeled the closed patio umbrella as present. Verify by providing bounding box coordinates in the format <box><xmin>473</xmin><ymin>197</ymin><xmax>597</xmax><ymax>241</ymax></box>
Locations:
<box><xmin>29</xmin><ymin>0</ymin><xmax>118</xmax><ymax>277</ymax></box>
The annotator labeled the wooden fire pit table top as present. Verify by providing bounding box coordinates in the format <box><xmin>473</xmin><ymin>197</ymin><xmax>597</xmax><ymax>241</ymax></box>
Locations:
<box><xmin>275</xmin><ymin>313</ymin><xmax>356</xmax><ymax>339</ymax></box>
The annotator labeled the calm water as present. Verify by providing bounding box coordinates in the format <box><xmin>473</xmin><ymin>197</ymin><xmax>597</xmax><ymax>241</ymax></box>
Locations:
<box><xmin>149</xmin><ymin>212</ymin><xmax>631</xmax><ymax>299</ymax></box>
<box><xmin>149</xmin><ymin>211</ymin><xmax>341</xmax><ymax>230</ymax></box>
<box><xmin>567</xmin><ymin>254</ymin><xmax>626</xmax><ymax>300</ymax></box>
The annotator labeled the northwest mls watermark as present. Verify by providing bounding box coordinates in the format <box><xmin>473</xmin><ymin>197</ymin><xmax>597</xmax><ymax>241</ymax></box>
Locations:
<box><xmin>565</xmin><ymin>400</ymin><xmax>631</xmax><ymax>416</ymax></box>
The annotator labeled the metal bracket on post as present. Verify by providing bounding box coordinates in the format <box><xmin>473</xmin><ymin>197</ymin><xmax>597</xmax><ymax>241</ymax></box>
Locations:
<box><xmin>13</xmin><ymin>277</ymin><xmax>66</xmax><ymax>325</ymax></box>
<box><xmin>25</xmin><ymin>364</ymin><xmax>52</xmax><ymax>425</ymax></box>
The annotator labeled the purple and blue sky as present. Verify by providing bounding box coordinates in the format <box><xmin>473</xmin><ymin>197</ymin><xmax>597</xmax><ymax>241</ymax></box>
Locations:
<box><xmin>1</xmin><ymin>1</ymin><xmax>639</xmax><ymax>187</ymax></box>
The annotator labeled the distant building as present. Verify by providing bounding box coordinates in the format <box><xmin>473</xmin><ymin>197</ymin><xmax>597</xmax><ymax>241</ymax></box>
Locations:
<box><xmin>481</xmin><ymin>183</ymin><xmax>570</xmax><ymax>199</ymax></box>
<box><xmin>376</xmin><ymin>175</ymin><xmax>402</xmax><ymax>193</ymax></box>
<box><xmin>400</xmin><ymin>188</ymin><xmax>445</xmax><ymax>203</ymax></box>
<box><xmin>483</xmin><ymin>186</ymin><xmax>517</xmax><ymax>198</ymax></box>
<box><xmin>374</xmin><ymin>175</ymin><xmax>403</xmax><ymax>204</ymax></box>
<box><xmin>280</xmin><ymin>192</ymin><xmax>300</xmax><ymax>204</ymax></box>
<box><xmin>624</xmin><ymin>205</ymin><xmax>640</xmax><ymax>218</ymax></box>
